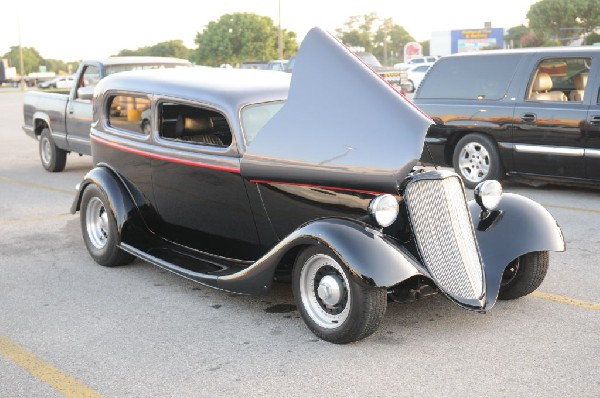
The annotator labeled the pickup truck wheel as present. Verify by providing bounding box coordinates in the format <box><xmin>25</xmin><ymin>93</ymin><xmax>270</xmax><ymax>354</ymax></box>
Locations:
<box><xmin>80</xmin><ymin>184</ymin><xmax>134</xmax><ymax>267</ymax></box>
<box><xmin>498</xmin><ymin>251</ymin><xmax>549</xmax><ymax>300</ymax></box>
<box><xmin>292</xmin><ymin>246</ymin><xmax>387</xmax><ymax>344</ymax></box>
<box><xmin>453</xmin><ymin>133</ymin><xmax>503</xmax><ymax>189</ymax></box>
<box><xmin>39</xmin><ymin>128</ymin><xmax>67</xmax><ymax>172</ymax></box>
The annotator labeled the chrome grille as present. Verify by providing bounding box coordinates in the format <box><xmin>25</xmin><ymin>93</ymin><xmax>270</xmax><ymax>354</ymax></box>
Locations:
<box><xmin>404</xmin><ymin>175</ymin><xmax>484</xmax><ymax>300</ymax></box>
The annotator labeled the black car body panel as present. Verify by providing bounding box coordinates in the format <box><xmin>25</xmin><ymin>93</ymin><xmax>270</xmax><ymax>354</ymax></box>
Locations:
<box><xmin>71</xmin><ymin>27</ymin><xmax>565</xmax><ymax>341</ymax></box>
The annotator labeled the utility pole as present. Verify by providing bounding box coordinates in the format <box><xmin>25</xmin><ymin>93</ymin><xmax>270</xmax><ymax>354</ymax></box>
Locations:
<box><xmin>18</xmin><ymin>17</ymin><xmax>26</xmax><ymax>91</ymax></box>
<box><xmin>278</xmin><ymin>0</ymin><xmax>283</xmax><ymax>60</ymax></box>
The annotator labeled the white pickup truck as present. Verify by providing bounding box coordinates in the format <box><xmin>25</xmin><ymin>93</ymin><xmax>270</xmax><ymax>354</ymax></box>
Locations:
<box><xmin>22</xmin><ymin>56</ymin><xmax>191</xmax><ymax>171</ymax></box>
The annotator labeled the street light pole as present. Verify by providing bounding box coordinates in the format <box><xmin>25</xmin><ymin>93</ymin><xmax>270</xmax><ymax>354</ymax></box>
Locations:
<box><xmin>278</xmin><ymin>0</ymin><xmax>283</xmax><ymax>60</ymax></box>
<box><xmin>18</xmin><ymin>16</ymin><xmax>26</xmax><ymax>91</ymax></box>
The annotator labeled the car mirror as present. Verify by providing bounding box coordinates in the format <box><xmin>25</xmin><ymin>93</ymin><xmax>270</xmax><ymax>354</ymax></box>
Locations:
<box><xmin>77</xmin><ymin>86</ymin><xmax>94</xmax><ymax>100</ymax></box>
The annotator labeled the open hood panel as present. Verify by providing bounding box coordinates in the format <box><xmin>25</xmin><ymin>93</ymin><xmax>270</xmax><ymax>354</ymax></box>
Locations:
<box><xmin>242</xmin><ymin>27</ymin><xmax>432</xmax><ymax>194</ymax></box>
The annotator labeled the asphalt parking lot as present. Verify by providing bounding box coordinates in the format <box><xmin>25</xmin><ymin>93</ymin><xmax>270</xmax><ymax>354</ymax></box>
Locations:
<box><xmin>1</xmin><ymin>89</ymin><xmax>599</xmax><ymax>397</ymax></box>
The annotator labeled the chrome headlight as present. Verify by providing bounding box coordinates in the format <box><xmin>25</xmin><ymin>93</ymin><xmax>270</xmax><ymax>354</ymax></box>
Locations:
<box><xmin>474</xmin><ymin>180</ymin><xmax>503</xmax><ymax>211</ymax></box>
<box><xmin>369</xmin><ymin>194</ymin><xmax>399</xmax><ymax>227</ymax></box>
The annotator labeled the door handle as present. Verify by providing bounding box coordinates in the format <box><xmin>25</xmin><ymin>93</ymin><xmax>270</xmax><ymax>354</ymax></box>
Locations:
<box><xmin>521</xmin><ymin>113</ymin><xmax>536</xmax><ymax>123</ymax></box>
<box><xmin>589</xmin><ymin>115</ymin><xmax>600</xmax><ymax>126</ymax></box>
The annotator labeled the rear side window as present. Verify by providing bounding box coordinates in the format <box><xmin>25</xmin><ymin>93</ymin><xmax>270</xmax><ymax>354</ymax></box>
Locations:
<box><xmin>107</xmin><ymin>95</ymin><xmax>151</xmax><ymax>135</ymax></box>
<box><xmin>158</xmin><ymin>102</ymin><xmax>232</xmax><ymax>147</ymax></box>
<box><xmin>417</xmin><ymin>54</ymin><xmax>522</xmax><ymax>100</ymax></box>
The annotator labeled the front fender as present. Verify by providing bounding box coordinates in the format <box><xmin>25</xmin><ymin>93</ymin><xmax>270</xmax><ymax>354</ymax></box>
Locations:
<box><xmin>470</xmin><ymin>193</ymin><xmax>565</xmax><ymax>308</ymax></box>
<box><xmin>218</xmin><ymin>218</ymin><xmax>423</xmax><ymax>294</ymax></box>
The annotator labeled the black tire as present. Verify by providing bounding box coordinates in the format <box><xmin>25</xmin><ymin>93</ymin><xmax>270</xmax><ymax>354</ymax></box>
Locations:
<box><xmin>141</xmin><ymin>120</ymin><xmax>151</xmax><ymax>135</ymax></box>
<box><xmin>452</xmin><ymin>133</ymin><xmax>504</xmax><ymax>189</ymax></box>
<box><xmin>408</xmin><ymin>80</ymin><xmax>415</xmax><ymax>93</ymax></box>
<box><xmin>39</xmin><ymin>128</ymin><xmax>67</xmax><ymax>172</ymax></box>
<box><xmin>498</xmin><ymin>251</ymin><xmax>549</xmax><ymax>300</ymax></box>
<box><xmin>292</xmin><ymin>245</ymin><xmax>387</xmax><ymax>344</ymax></box>
<box><xmin>80</xmin><ymin>184</ymin><xmax>134</xmax><ymax>267</ymax></box>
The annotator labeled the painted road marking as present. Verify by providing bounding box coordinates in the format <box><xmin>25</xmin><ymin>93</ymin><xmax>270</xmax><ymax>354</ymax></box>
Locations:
<box><xmin>0</xmin><ymin>213</ymin><xmax>73</xmax><ymax>225</ymax></box>
<box><xmin>0</xmin><ymin>335</ymin><xmax>103</xmax><ymax>398</ymax></box>
<box><xmin>0</xmin><ymin>175</ymin><xmax>73</xmax><ymax>195</ymax></box>
<box><xmin>533</xmin><ymin>291</ymin><xmax>600</xmax><ymax>310</ymax></box>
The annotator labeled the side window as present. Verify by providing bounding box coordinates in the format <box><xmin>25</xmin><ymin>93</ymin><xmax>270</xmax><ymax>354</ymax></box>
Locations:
<box><xmin>76</xmin><ymin>65</ymin><xmax>100</xmax><ymax>99</ymax></box>
<box><xmin>527</xmin><ymin>57</ymin><xmax>591</xmax><ymax>102</ymax></box>
<box><xmin>158</xmin><ymin>102</ymin><xmax>232</xmax><ymax>147</ymax></box>
<box><xmin>417</xmin><ymin>54</ymin><xmax>522</xmax><ymax>100</ymax></box>
<box><xmin>107</xmin><ymin>95</ymin><xmax>151</xmax><ymax>135</ymax></box>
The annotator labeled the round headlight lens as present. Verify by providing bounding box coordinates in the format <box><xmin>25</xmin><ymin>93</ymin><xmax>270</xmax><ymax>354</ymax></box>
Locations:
<box><xmin>474</xmin><ymin>180</ymin><xmax>503</xmax><ymax>211</ymax></box>
<box><xmin>369</xmin><ymin>194</ymin><xmax>399</xmax><ymax>227</ymax></box>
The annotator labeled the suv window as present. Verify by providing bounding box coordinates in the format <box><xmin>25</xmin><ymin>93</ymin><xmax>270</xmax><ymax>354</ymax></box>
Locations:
<box><xmin>527</xmin><ymin>57</ymin><xmax>591</xmax><ymax>102</ymax></box>
<box><xmin>107</xmin><ymin>95</ymin><xmax>151</xmax><ymax>135</ymax></box>
<box><xmin>158</xmin><ymin>102</ymin><xmax>232</xmax><ymax>147</ymax></box>
<box><xmin>417</xmin><ymin>54</ymin><xmax>522</xmax><ymax>100</ymax></box>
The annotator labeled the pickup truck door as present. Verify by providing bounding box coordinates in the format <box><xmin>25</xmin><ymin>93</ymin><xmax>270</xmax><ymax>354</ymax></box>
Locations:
<box><xmin>511</xmin><ymin>56</ymin><xmax>591</xmax><ymax>179</ymax></box>
<box><xmin>65</xmin><ymin>63</ymin><xmax>101</xmax><ymax>155</ymax></box>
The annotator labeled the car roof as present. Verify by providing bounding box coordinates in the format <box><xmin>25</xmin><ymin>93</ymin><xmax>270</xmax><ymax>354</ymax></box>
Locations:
<box><xmin>446</xmin><ymin>46</ymin><xmax>600</xmax><ymax>58</ymax></box>
<box><xmin>96</xmin><ymin>56</ymin><xmax>192</xmax><ymax>66</ymax></box>
<box><xmin>95</xmin><ymin>67</ymin><xmax>290</xmax><ymax>111</ymax></box>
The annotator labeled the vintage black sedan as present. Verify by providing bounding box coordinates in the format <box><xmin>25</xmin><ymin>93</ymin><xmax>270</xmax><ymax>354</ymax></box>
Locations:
<box><xmin>71</xmin><ymin>28</ymin><xmax>565</xmax><ymax>343</ymax></box>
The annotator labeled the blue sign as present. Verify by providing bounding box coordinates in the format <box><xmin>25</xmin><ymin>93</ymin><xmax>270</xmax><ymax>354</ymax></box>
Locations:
<box><xmin>451</xmin><ymin>28</ymin><xmax>505</xmax><ymax>54</ymax></box>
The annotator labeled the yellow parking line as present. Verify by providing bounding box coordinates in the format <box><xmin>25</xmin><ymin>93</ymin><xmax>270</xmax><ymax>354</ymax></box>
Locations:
<box><xmin>542</xmin><ymin>203</ymin><xmax>600</xmax><ymax>214</ymax></box>
<box><xmin>532</xmin><ymin>291</ymin><xmax>600</xmax><ymax>310</ymax></box>
<box><xmin>0</xmin><ymin>175</ymin><xmax>73</xmax><ymax>195</ymax></box>
<box><xmin>0</xmin><ymin>213</ymin><xmax>73</xmax><ymax>225</ymax></box>
<box><xmin>0</xmin><ymin>335</ymin><xmax>103</xmax><ymax>398</ymax></box>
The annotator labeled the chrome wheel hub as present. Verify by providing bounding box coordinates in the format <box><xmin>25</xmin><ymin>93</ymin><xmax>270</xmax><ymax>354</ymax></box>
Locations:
<box><xmin>300</xmin><ymin>254</ymin><xmax>350</xmax><ymax>329</ymax></box>
<box><xmin>86</xmin><ymin>197</ymin><xmax>109</xmax><ymax>250</ymax></box>
<box><xmin>458</xmin><ymin>142</ymin><xmax>490</xmax><ymax>183</ymax></box>
<box><xmin>41</xmin><ymin>136</ymin><xmax>52</xmax><ymax>165</ymax></box>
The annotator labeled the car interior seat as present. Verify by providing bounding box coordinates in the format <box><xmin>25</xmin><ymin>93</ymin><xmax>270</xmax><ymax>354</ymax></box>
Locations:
<box><xmin>569</xmin><ymin>73</ymin><xmax>588</xmax><ymax>102</ymax></box>
<box><xmin>176</xmin><ymin>115</ymin><xmax>224</xmax><ymax>146</ymax></box>
<box><xmin>531</xmin><ymin>72</ymin><xmax>567</xmax><ymax>101</ymax></box>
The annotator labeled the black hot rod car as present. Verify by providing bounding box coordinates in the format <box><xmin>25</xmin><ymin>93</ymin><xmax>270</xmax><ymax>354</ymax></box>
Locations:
<box><xmin>71</xmin><ymin>28</ymin><xmax>565</xmax><ymax>343</ymax></box>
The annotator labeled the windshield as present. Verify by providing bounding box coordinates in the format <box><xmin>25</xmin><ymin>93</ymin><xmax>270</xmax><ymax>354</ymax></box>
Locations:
<box><xmin>241</xmin><ymin>101</ymin><xmax>285</xmax><ymax>145</ymax></box>
<box><xmin>105</xmin><ymin>63</ymin><xmax>190</xmax><ymax>75</ymax></box>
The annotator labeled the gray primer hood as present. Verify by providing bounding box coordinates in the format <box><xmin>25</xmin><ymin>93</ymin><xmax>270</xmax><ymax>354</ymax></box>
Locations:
<box><xmin>242</xmin><ymin>27</ymin><xmax>432</xmax><ymax>194</ymax></box>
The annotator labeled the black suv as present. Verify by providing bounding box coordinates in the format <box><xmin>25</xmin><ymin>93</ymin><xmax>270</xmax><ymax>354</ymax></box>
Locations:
<box><xmin>414</xmin><ymin>47</ymin><xmax>600</xmax><ymax>188</ymax></box>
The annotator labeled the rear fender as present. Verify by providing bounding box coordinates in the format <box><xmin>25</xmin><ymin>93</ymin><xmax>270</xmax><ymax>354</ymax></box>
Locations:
<box><xmin>70</xmin><ymin>166</ymin><xmax>142</xmax><ymax>245</ymax></box>
<box><xmin>470</xmin><ymin>193</ymin><xmax>565</xmax><ymax>307</ymax></box>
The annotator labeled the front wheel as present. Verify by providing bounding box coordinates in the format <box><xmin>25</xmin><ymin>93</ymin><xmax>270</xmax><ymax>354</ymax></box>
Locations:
<box><xmin>292</xmin><ymin>246</ymin><xmax>387</xmax><ymax>344</ymax></box>
<box><xmin>39</xmin><ymin>128</ymin><xmax>67</xmax><ymax>172</ymax></box>
<box><xmin>80</xmin><ymin>184</ymin><xmax>134</xmax><ymax>267</ymax></box>
<box><xmin>452</xmin><ymin>133</ymin><xmax>503</xmax><ymax>189</ymax></box>
<box><xmin>498</xmin><ymin>251</ymin><xmax>549</xmax><ymax>300</ymax></box>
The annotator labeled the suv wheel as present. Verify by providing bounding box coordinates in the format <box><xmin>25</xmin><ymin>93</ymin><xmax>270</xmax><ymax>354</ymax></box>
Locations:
<box><xmin>453</xmin><ymin>133</ymin><xmax>503</xmax><ymax>188</ymax></box>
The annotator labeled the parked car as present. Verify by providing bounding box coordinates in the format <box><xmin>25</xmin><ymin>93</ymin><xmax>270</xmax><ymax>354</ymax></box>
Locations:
<box><xmin>353</xmin><ymin>51</ymin><xmax>410</xmax><ymax>92</ymax></box>
<box><xmin>414</xmin><ymin>47</ymin><xmax>600</xmax><ymax>188</ymax></box>
<box><xmin>71</xmin><ymin>27</ymin><xmax>564</xmax><ymax>344</ymax></box>
<box><xmin>38</xmin><ymin>75</ymin><xmax>75</xmax><ymax>89</ymax></box>
<box><xmin>394</xmin><ymin>56</ymin><xmax>438</xmax><ymax>70</ymax></box>
<box><xmin>405</xmin><ymin>64</ymin><xmax>432</xmax><ymax>92</ymax></box>
<box><xmin>22</xmin><ymin>57</ymin><xmax>192</xmax><ymax>172</ymax></box>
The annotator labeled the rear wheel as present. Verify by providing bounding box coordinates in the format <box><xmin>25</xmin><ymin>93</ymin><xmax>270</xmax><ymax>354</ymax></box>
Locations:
<box><xmin>498</xmin><ymin>251</ymin><xmax>549</xmax><ymax>300</ymax></box>
<box><xmin>80</xmin><ymin>184</ymin><xmax>134</xmax><ymax>267</ymax></box>
<box><xmin>39</xmin><ymin>128</ymin><xmax>67</xmax><ymax>172</ymax></box>
<box><xmin>292</xmin><ymin>246</ymin><xmax>387</xmax><ymax>344</ymax></box>
<box><xmin>453</xmin><ymin>133</ymin><xmax>503</xmax><ymax>188</ymax></box>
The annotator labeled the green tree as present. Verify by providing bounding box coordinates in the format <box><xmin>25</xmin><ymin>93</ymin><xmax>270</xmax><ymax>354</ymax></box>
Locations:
<box><xmin>527</xmin><ymin>0</ymin><xmax>577</xmax><ymax>43</ymax></box>
<box><xmin>504</xmin><ymin>25</ymin><xmax>529</xmax><ymax>48</ymax></box>
<box><xmin>420</xmin><ymin>40</ymin><xmax>430</xmax><ymax>56</ymax></box>
<box><xmin>585</xmin><ymin>31</ymin><xmax>600</xmax><ymax>45</ymax></box>
<box><xmin>575</xmin><ymin>0</ymin><xmax>600</xmax><ymax>38</ymax></box>
<box><xmin>2</xmin><ymin>46</ymin><xmax>44</xmax><ymax>74</ymax></box>
<box><xmin>335</xmin><ymin>12</ymin><xmax>380</xmax><ymax>52</ymax></box>
<box><xmin>193</xmin><ymin>13</ymin><xmax>297</xmax><ymax>66</ymax></box>
<box><xmin>373</xmin><ymin>17</ymin><xmax>414</xmax><ymax>65</ymax></box>
<box><xmin>116</xmin><ymin>40</ymin><xmax>191</xmax><ymax>59</ymax></box>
